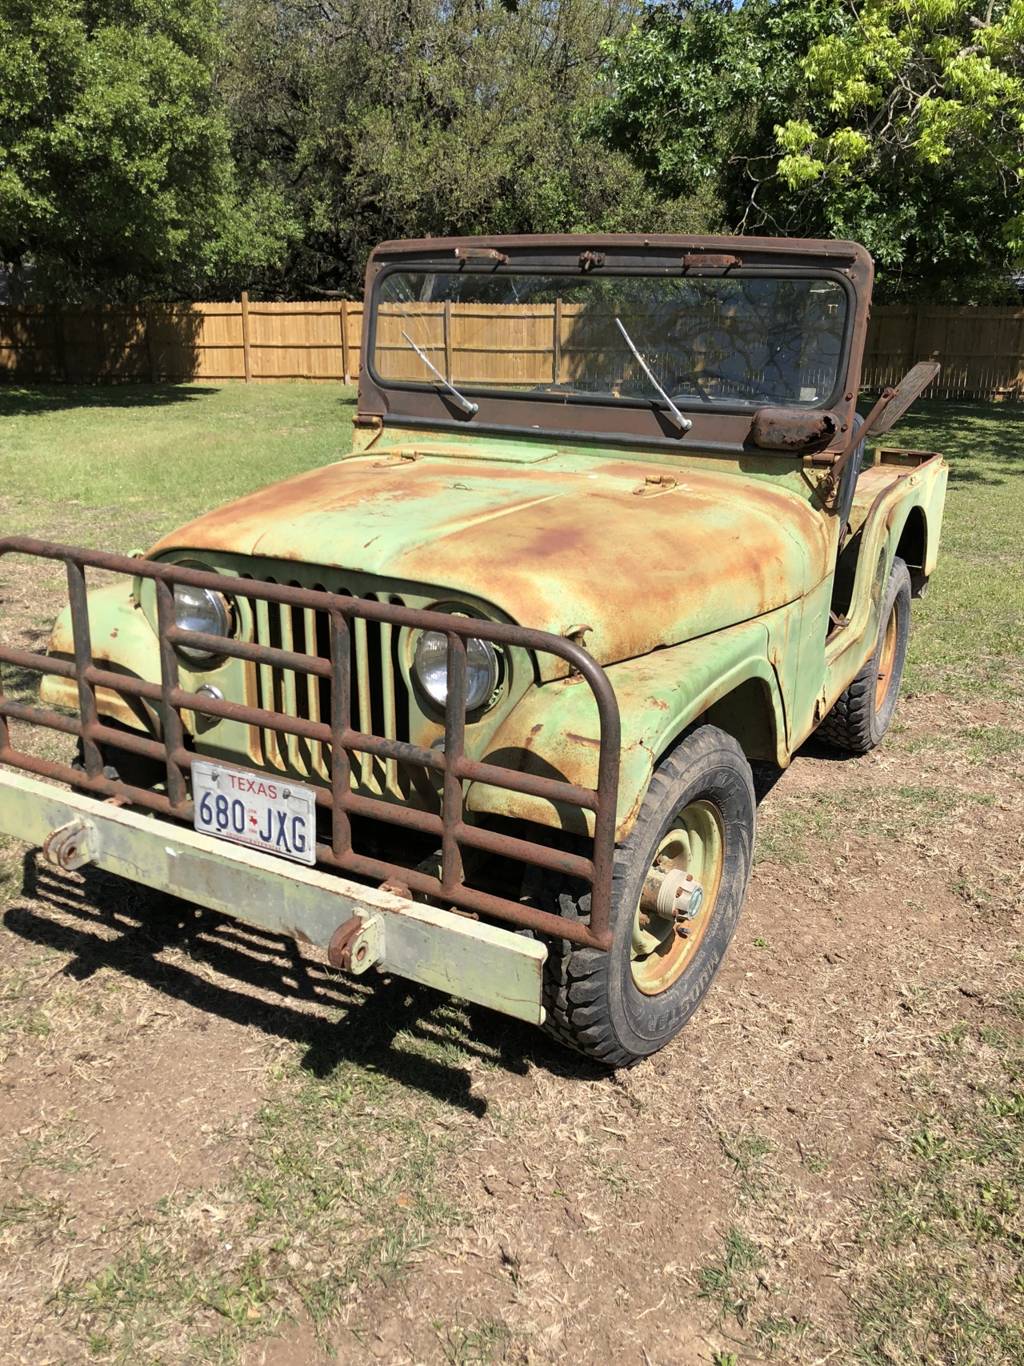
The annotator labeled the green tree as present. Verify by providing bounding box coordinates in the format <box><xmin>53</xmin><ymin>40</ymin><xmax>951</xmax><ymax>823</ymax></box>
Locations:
<box><xmin>0</xmin><ymin>0</ymin><xmax>296</xmax><ymax>299</ymax></box>
<box><xmin>600</xmin><ymin>0</ymin><xmax>840</xmax><ymax>233</ymax></box>
<box><xmin>774</xmin><ymin>0</ymin><xmax>1024</xmax><ymax>299</ymax></box>
<box><xmin>220</xmin><ymin>0</ymin><xmax>709</xmax><ymax>297</ymax></box>
<box><xmin>602</xmin><ymin>0</ymin><xmax>1024</xmax><ymax>300</ymax></box>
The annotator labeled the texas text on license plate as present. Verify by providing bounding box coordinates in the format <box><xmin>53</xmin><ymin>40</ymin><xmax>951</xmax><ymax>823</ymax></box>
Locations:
<box><xmin>192</xmin><ymin>760</ymin><xmax>317</xmax><ymax>865</ymax></box>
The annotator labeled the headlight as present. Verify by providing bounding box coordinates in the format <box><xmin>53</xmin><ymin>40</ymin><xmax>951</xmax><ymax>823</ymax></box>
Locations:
<box><xmin>413</xmin><ymin>617</ymin><xmax>501</xmax><ymax>713</ymax></box>
<box><xmin>173</xmin><ymin>583</ymin><xmax>233</xmax><ymax>665</ymax></box>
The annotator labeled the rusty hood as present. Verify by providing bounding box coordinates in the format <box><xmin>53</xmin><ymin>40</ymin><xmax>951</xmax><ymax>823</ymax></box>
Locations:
<box><xmin>149</xmin><ymin>448</ymin><xmax>831</xmax><ymax>667</ymax></box>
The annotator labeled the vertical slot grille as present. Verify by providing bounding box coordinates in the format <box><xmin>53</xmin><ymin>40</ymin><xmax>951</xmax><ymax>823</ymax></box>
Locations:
<box><xmin>248</xmin><ymin>578</ymin><xmax>410</xmax><ymax>797</ymax></box>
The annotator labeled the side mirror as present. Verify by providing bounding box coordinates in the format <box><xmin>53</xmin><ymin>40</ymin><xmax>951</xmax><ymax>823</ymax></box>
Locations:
<box><xmin>749</xmin><ymin>407</ymin><xmax>839</xmax><ymax>451</ymax></box>
<box><xmin>871</xmin><ymin>360</ymin><xmax>941</xmax><ymax>434</ymax></box>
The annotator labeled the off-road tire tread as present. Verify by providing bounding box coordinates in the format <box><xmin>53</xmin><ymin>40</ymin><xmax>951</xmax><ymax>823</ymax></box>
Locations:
<box><xmin>539</xmin><ymin>727</ymin><xmax>753</xmax><ymax>1068</ymax></box>
<box><xmin>818</xmin><ymin>557</ymin><xmax>911</xmax><ymax>754</ymax></box>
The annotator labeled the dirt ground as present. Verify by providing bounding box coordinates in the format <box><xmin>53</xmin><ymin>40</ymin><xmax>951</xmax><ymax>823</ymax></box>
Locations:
<box><xmin>1</xmin><ymin>389</ymin><xmax>1022</xmax><ymax>1363</ymax></box>
<box><xmin>2</xmin><ymin>677</ymin><xmax>1021</xmax><ymax>1363</ymax></box>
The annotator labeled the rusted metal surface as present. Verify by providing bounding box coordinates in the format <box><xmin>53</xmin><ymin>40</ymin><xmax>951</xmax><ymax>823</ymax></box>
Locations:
<box><xmin>359</xmin><ymin>234</ymin><xmax>874</xmax><ymax>456</ymax></box>
<box><xmin>148</xmin><ymin>452</ymin><xmax>834</xmax><ymax>683</ymax></box>
<box><xmin>749</xmin><ymin>407</ymin><xmax>838</xmax><ymax>451</ymax></box>
<box><xmin>327</xmin><ymin>915</ymin><xmax>366</xmax><ymax>970</ymax></box>
<box><xmin>42</xmin><ymin>818</ymin><xmax>94</xmax><ymax>871</ymax></box>
<box><xmin>0</xmin><ymin>536</ymin><xmax>621</xmax><ymax>952</ymax></box>
<box><xmin>824</xmin><ymin>362</ymin><xmax>942</xmax><ymax>498</ymax></box>
<box><xmin>681</xmin><ymin>253</ymin><xmax>739</xmax><ymax>270</ymax></box>
<box><xmin>454</xmin><ymin>246</ymin><xmax>508</xmax><ymax>264</ymax></box>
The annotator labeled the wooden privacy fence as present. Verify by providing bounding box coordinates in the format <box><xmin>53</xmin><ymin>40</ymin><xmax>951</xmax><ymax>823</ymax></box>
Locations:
<box><xmin>3</xmin><ymin>295</ymin><xmax>1024</xmax><ymax>400</ymax></box>
<box><xmin>0</xmin><ymin>296</ymin><xmax>365</xmax><ymax>385</ymax></box>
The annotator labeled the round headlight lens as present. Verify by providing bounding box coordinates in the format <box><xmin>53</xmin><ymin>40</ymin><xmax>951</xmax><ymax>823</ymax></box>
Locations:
<box><xmin>173</xmin><ymin>583</ymin><xmax>232</xmax><ymax>664</ymax></box>
<box><xmin>413</xmin><ymin>627</ymin><xmax>500</xmax><ymax>712</ymax></box>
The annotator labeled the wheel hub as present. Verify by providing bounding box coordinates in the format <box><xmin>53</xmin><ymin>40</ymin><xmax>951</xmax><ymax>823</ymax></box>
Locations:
<box><xmin>639</xmin><ymin>866</ymin><xmax>704</xmax><ymax>933</ymax></box>
<box><xmin>630</xmin><ymin>799</ymin><xmax>725</xmax><ymax>996</ymax></box>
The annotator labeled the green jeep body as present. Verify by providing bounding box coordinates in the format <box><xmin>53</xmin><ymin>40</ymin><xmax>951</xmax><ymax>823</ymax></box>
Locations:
<box><xmin>3</xmin><ymin>234</ymin><xmax>948</xmax><ymax>1065</ymax></box>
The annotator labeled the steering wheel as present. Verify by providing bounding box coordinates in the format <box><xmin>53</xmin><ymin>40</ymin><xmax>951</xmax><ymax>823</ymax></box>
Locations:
<box><xmin>669</xmin><ymin>367</ymin><xmax>717</xmax><ymax>405</ymax></box>
<box><xmin>671</xmin><ymin>370</ymin><xmax>788</xmax><ymax>406</ymax></box>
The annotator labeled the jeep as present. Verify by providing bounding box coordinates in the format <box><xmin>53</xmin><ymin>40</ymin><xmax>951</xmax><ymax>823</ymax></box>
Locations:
<box><xmin>0</xmin><ymin>234</ymin><xmax>948</xmax><ymax>1066</ymax></box>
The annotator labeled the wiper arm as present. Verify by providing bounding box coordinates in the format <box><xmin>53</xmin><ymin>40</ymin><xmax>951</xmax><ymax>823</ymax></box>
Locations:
<box><xmin>614</xmin><ymin>317</ymin><xmax>692</xmax><ymax>434</ymax></box>
<box><xmin>401</xmin><ymin>330</ymin><xmax>478</xmax><ymax>416</ymax></box>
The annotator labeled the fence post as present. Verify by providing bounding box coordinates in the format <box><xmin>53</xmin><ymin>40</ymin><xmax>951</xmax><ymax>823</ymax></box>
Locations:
<box><xmin>341</xmin><ymin>299</ymin><xmax>351</xmax><ymax>384</ymax></box>
<box><xmin>240</xmin><ymin>290</ymin><xmax>252</xmax><ymax>382</ymax></box>
<box><xmin>144</xmin><ymin>304</ymin><xmax>157</xmax><ymax>382</ymax></box>
<box><xmin>911</xmin><ymin>302</ymin><xmax>924</xmax><ymax>365</ymax></box>
<box><xmin>443</xmin><ymin>300</ymin><xmax>454</xmax><ymax>381</ymax></box>
<box><xmin>553</xmin><ymin>298</ymin><xmax>562</xmax><ymax>384</ymax></box>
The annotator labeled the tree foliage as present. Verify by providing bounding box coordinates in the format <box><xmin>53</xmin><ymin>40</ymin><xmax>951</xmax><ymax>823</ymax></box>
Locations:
<box><xmin>218</xmin><ymin>0</ymin><xmax>711</xmax><ymax>297</ymax></box>
<box><xmin>603</xmin><ymin>0</ymin><xmax>1024</xmax><ymax>300</ymax></box>
<box><xmin>774</xmin><ymin>0</ymin><xmax>1024</xmax><ymax>298</ymax></box>
<box><xmin>2</xmin><ymin>0</ymin><xmax>1021</xmax><ymax>302</ymax></box>
<box><xmin>0</xmin><ymin>0</ymin><xmax>295</xmax><ymax>299</ymax></box>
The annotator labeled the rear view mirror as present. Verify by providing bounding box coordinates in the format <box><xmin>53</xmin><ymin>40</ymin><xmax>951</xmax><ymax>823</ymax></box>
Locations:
<box><xmin>872</xmin><ymin>361</ymin><xmax>941</xmax><ymax>434</ymax></box>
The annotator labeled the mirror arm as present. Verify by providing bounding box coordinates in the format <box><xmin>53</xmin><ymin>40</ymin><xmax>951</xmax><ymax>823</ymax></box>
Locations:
<box><xmin>821</xmin><ymin>387</ymin><xmax>895</xmax><ymax>495</ymax></box>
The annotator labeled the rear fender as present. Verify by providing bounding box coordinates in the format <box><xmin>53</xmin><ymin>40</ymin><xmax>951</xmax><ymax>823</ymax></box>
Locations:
<box><xmin>466</xmin><ymin>616</ymin><xmax>787</xmax><ymax>842</ymax></box>
<box><xmin>826</xmin><ymin>454</ymin><xmax>948</xmax><ymax>694</ymax></box>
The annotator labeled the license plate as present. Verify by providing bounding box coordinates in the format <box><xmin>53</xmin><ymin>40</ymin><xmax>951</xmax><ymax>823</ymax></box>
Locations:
<box><xmin>192</xmin><ymin>760</ymin><xmax>317</xmax><ymax>865</ymax></box>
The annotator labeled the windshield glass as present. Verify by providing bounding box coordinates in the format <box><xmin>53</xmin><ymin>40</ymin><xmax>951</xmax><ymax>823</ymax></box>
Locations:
<box><xmin>372</xmin><ymin>270</ymin><xmax>848</xmax><ymax>410</ymax></box>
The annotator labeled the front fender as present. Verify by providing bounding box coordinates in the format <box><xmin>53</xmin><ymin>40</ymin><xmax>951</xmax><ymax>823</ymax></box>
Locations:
<box><xmin>39</xmin><ymin>580</ymin><xmax>162</xmax><ymax>733</ymax></box>
<box><xmin>466</xmin><ymin>616</ymin><xmax>787</xmax><ymax>842</ymax></box>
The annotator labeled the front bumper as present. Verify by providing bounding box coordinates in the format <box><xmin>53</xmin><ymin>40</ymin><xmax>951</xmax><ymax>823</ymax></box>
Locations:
<box><xmin>0</xmin><ymin>769</ymin><xmax>548</xmax><ymax>1024</ymax></box>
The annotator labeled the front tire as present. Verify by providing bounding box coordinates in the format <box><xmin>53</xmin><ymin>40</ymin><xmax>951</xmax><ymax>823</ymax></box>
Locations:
<box><xmin>539</xmin><ymin>726</ymin><xmax>755</xmax><ymax>1068</ymax></box>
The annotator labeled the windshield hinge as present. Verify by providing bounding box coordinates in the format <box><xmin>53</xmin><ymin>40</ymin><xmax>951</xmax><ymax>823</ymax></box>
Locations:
<box><xmin>681</xmin><ymin>253</ymin><xmax>740</xmax><ymax>271</ymax></box>
<box><xmin>454</xmin><ymin>246</ymin><xmax>508</xmax><ymax>264</ymax></box>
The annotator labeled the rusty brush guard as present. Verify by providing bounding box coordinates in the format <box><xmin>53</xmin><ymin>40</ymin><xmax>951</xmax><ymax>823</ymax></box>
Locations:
<box><xmin>0</xmin><ymin>537</ymin><xmax>620</xmax><ymax>951</ymax></box>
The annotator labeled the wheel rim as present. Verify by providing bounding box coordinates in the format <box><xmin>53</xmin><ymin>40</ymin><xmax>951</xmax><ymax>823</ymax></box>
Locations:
<box><xmin>630</xmin><ymin>799</ymin><xmax>725</xmax><ymax>996</ymax></box>
<box><xmin>875</xmin><ymin>598</ymin><xmax>900</xmax><ymax>711</ymax></box>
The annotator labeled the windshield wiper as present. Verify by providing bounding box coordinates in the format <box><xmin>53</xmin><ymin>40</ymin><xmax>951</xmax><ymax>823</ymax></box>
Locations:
<box><xmin>614</xmin><ymin>317</ymin><xmax>692</xmax><ymax>435</ymax></box>
<box><xmin>401</xmin><ymin>330</ymin><xmax>478</xmax><ymax>416</ymax></box>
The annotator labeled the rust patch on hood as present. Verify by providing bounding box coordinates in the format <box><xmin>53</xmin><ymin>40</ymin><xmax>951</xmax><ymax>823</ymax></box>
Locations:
<box><xmin>149</xmin><ymin>451</ymin><xmax>831</xmax><ymax>671</ymax></box>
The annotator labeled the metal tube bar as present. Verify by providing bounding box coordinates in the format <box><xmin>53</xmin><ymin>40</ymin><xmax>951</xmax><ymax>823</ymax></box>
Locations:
<box><xmin>66</xmin><ymin>559</ymin><xmax>103</xmax><ymax>778</ymax></box>
<box><xmin>0</xmin><ymin>744</ymin><xmax>187</xmax><ymax>818</ymax></box>
<box><xmin>0</xmin><ymin>699</ymin><xmax>81</xmax><ymax>735</ymax></box>
<box><xmin>440</xmin><ymin>633</ymin><xmax>467</xmax><ymax>893</ymax></box>
<box><xmin>329</xmin><ymin>610</ymin><xmax>353</xmax><ymax>858</ymax></box>
<box><xmin>456</xmin><ymin>756</ymin><xmax>599</xmax><ymax>813</ymax></box>
<box><xmin>0</xmin><ymin>651</ymin><xmax>593</xmax><ymax>812</ymax></box>
<box><xmin>165</xmin><ymin>625</ymin><xmax>332</xmax><ymax>678</ymax></box>
<box><xmin>0</xmin><ymin>537</ymin><xmax>623</xmax><ymax>954</ymax></box>
<box><xmin>454</xmin><ymin>821</ymin><xmax>594</xmax><ymax>882</ymax></box>
<box><xmin>154</xmin><ymin>579</ymin><xmax>188</xmax><ymax>812</ymax></box>
<box><xmin>0</xmin><ymin>537</ymin><xmax>606</xmax><ymax>675</ymax></box>
<box><xmin>313</xmin><ymin>844</ymin><xmax>604</xmax><ymax>949</ymax></box>
<box><xmin>0</xmin><ymin>740</ymin><xmax>604</xmax><ymax>948</ymax></box>
<box><xmin>0</xmin><ymin>645</ymin><xmax>77</xmax><ymax>679</ymax></box>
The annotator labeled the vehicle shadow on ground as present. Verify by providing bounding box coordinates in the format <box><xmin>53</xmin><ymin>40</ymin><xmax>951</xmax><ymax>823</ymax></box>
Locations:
<box><xmin>4</xmin><ymin>852</ymin><xmax>609</xmax><ymax>1116</ymax></box>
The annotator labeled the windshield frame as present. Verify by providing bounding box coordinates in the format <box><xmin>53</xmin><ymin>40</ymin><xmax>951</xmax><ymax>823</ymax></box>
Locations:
<box><xmin>358</xmin><ymin>236</ymin><xmax>873</xmax><ymax>456</ymax></box>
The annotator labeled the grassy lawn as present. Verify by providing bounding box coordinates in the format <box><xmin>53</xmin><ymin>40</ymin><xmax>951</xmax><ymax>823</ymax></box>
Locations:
<box><xmin>1</xmin><ymin>382</ymin><xmax>356</xmax><ymax>549</ymax></box>
<box><xmin>893</xmin><ymin>401</ymin><xmax>1024</xmax><ymax>699</ymax></box>
<box><xmin>0</xmin><ymin>381</ymin><xmax>1022</xmax><ymax>1364</ymax></box>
